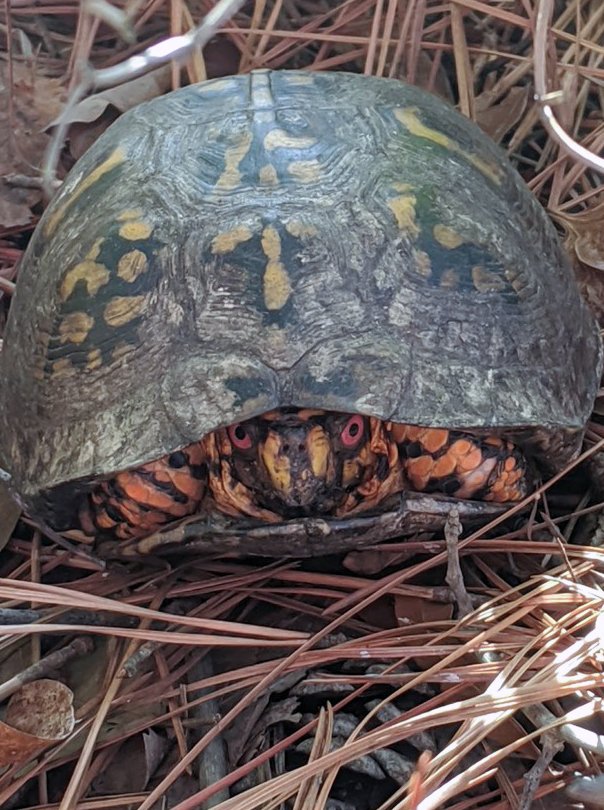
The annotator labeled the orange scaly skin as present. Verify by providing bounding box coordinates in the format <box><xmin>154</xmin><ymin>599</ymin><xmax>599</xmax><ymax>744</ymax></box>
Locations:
<box><xmin>81</xmin><ymin>443</ymin><xmax>207</xmax><ymax>540</ymax></box>
<box><xmin>81</xmin><ymin>412</ymin><xmax>531</xmax><ymax>540</ymax></box>
<box><xmin>391</xmin><ymin>426</ymin><xmax>528</xmax><ymax>502</ymax></box>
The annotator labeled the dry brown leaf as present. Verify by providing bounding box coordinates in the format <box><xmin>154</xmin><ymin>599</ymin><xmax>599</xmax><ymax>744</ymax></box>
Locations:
<box><xmin>344</xmin><ymin>547</ymin><xmax>417</xmax><ymax>574</ymax></box>
<box><xmin>475</xmin><ymin>86</ymin><xmax>530</xmax><ymax>144</ymax></box>
<box><xmin>484</xmin><ymin>713</ymin><xmax>540</xmax><ymax>759</ymax></box>
<box><xmin>62</xmin><ymin>39</ymin><xmax>240</xmax><ymax>161</ymax></box>
<box><xmin>0</xmin><ymin>62</ymin><xmax>65</xmax><ymax>228</ymax></box>
<box><xmin>394</xmin><ymin>593</ymin><xmax>454</xmax><ymax>625</ymax></box>
<box><xmin>555</xmin><ymin>202</ymin><xmax>604</xmax><ymax>271</ymax></box>
<box><xmin>59</xmin><ymin>66</ymin><xmax>173</xmax><ymax>161</ymax></box>
<box><xmin>91</xmin><ymin>730</ymin><xmax>167</xmax><ymax>795</ymax></box>
<box><xmin>0</xmin><ymin>679</ymin><xmax>74</xmax><ymax>766</ymax></box>
<box><xmin>0</xmin><ymin>184</ymin><xmax>34</xmax><ymax>230</ymax></box>
<box><xmin>553</xmin><ymin>203</ymin><xmax>604</xmax><ymax>324</ymax></box>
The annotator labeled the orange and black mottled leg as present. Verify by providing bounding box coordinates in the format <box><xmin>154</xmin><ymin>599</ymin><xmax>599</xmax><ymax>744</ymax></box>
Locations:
<box><xmin>80</xmin><ymin>442</ymin><xmax>208</xmax><ymax>539</ymax></box>
<box><xmin>390</xmin><ymin>425</ymin><xmax>530</xmax><ymax>502</ymax></box>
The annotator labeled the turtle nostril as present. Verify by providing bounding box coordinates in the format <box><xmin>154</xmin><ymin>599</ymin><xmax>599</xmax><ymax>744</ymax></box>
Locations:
<box><xmin>298</xmin><ymin>443</ymin><xmax>305</xmax><ymax>452</ymax></box>
<box><xmin>282</xmin><ymin>443</ymin><xmax>290</xmax><ymax>453</ymax></box>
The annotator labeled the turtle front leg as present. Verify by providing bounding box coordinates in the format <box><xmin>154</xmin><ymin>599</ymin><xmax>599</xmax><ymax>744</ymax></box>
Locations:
<box><xmin>390</xmin><ymin>425</ymin><xmax>531</xmax><ymax>502</ymax></box>
<box><xmin>80</xmin><ymin>442</ymin><xmax>208</xmax><ymax>539</ymax></box>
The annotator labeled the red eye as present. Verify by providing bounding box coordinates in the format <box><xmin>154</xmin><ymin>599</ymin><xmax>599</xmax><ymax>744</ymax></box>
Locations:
<box><xmin>341</xmin><ymin>415</ymin><xmax>364</xmax><ymax>447</ymax></box>
<box><xmin>227</xmin><ymin>424</ymin><xmax>252</xmax><ymax>450</ymax></box>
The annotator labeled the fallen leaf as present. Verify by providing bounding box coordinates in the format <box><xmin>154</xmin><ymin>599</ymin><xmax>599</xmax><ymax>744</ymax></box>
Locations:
<box><xmin>475</xmin><ymin>85</ymin><xmax>530</xmax><ymax>144</ymax></box>
<box><xmin>0</xmin><ymin>679</ymin><xmax>74</xmax><ymax>766</ymax></box>
<box><xmin>0</xmin><ymin>185</ymin><xmax>34</xmax><ymax>230</ymax></box>
<box><xmin>485</xmin><ymin>713</ymin><xmax>539</xmax><ymax>759</ymax></box>
<box><xmin>394</xmin><ymin>593</ymin><xmax>453</xmax><ymax>625</ymax></box>
<box><xmin>204</xmin><ymin>36</ymin><xmax>242</xmax><ymax>78</ymax></box>
<box><xmin>57</xmin><ymin>66</ymin><xmax>173</xmax><ymax>161</ymax></box>
<box><xmin>344</xmin><ymin>547</ymin><xmax>416</xmax><ymax>574</ymax></box>
<box><xmin>0</xmin><ymin>62</ymin><xmax>65</xmax><ymax>228</ymax></box>
<box><xmin>553</xmin><ymin>202</ymin><xmax>604</xmax><ymax>324</ymax></box>
<box><xmin>555</xmin><ymin>201</ymin><xmax>604</xmax><ymax>270</ymax></box>
<box><xmin>91</xmin><ymin>730</ymin><xmax>167</xmax><ymax>794</ymax></box>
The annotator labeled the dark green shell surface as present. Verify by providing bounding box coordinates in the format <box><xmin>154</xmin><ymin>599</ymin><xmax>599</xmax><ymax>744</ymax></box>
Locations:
<box><xmin>0</xmin><ymin>70</ymin><xmax>601</xmax><ymax>516</ymax></box>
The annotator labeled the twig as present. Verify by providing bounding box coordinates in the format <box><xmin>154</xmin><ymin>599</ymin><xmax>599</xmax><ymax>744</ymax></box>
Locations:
<box><xmin>444</xmin><ymin>508</ymin><xmax>473</xmax><ymax>618</ymax></box>
<box><xmin>42</xmin><ymin>0</ymin><xmax>247</xmax><ymax>196</ymax></box>
<box><xmin>534</xmin><ymin>0</ymin><xmax>604</xmax><ymax>173</ymax></box>
<box><xmin>0</xmin><ymin>608</ymin><xmax>137</xmax><ymax>627</ymax></box>
<box><xmin>0</xmin><ymin>637</ymin><xmax>94</xmax><ymax>702</ymax></box>
<box><xmin>518</xmin><ymin>729</ymin><xmax>563</xmax><ymax>810</ymax></box>
<box><xmin>188</xmin><ymin>656</ymin><xmax>230</xmax><ymax>809</ymax></box>
<box><xmin>29</xmin><ymin>518</ymin><xmax>107</xmax><ymax>570</ymax></box>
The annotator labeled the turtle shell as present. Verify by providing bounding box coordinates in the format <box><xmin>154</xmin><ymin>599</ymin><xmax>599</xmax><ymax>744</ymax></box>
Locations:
<box><xmin>0</xmin><ymin>69</ymin><xmax>601</xmax><ymax>526</ymax></box>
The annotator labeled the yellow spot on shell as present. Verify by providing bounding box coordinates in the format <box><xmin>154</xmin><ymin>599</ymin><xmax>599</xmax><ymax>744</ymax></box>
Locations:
<box><xmin>51</xmin><ymin>358</ymin><xmax>75</xmax><ymax>378</ymax></box>
<box><xmin>391</xmin><ymin>182</ymin><xmax>414</xmax><ymax>193</ymax></box>
<box><xmin>117</xmin><ymin>249</ymin><xmax>148</xmax><ymax>282</ymax></box>
<box><xmin>60</xmin><ymin>261</ymin><xmax>110</xmax><ymax>301</ymax></box>
<box><xmin>216</xmin><ymin>131</ymin><xmax>253</xmax><ymax>189</ymax></box>
<box><xmin>58</xmin><ymin>312</ymin><xmax>94</xmax><ymax>344</ymax></box>
<box><xmin>85</xmin><ymin>238</ymin><xmax>104</xmax><ymax>261</ymax></box>
<box><xmin>262</xmin><ymin>226</ymin><xmax>291</xmax><ymax>311</ymax></box>
<box><xmin>395</xmin><ymin>108</ymin><xmax>449</xmax><ymax>148</ymax></box>
<box><xmin>394</xmin><ymin>108</ymin><xmax>502</xmax><ymax>185</ymax></box>
<box><xmin>472</xmin><ymin>266</ymin><xmax>507</xmax><ymax>293</ymax></box>
<box><xmin>433</xmin><ymin>224</ymin><xmax>464</xmax><ymax>249</ymax></box>
<box><xmin>117</xmin><ymin>209</ymin><xmax>145</xmax><ymax>222</ymax></box>
<box><xmin>211</xmin><ymin>226</ymin><xmax>253</xmax><ymax>254</ymax></box>
<box><xmin>262</xmin><ymin>227</ymin><xmax>281</xmax><ymax>261</ymax></box>
<box><xmin>440</xmin><ymin>269</ymin><xmax>459</xmax><ymax>288</ymax></box>
<box><xmin>197</xmin><ymin>78</ymin><xmax>238</xmax><ymax>94</ymax></box>
<box><xmin>119</xmin><ymin>221</ymin><xmax>153</xmax><ymax>240</ymax></box>
<box><xmin>264</xmin><ymin>129</ymin><xmax>317</xmax><ymax>150</ymax></box>
<box><xmin>45</xmin><ymin>147</ymin><xmax>126</xmax><ymax>237</ymax></box>
<box><xmin>111</xmin><ymin>342</ymin><xmax>135</xmax><ymax>362</ymax></box>
<box><xmin>285</xmin><ymin>220</ymin><xmax>317</xmax><ymax>238</ymax></box>
<box><xmin>284</xmin><ymin>74</ymin><xmax>314</xmax><ymax>85</ymax></box>
<box><xmin>388</xmin><ymin>194</ymin><xmax>419</xmax><ymax>237</ymax></box>
<box><xmin>104</xmin><ymin>295</ymin><xmax>146</xmax><ymax>327</ymax></box>
<box><xmin>287</xmin><ymin>160</ymin><xmax>321</xmax><ymax>183</ymax></box>
<box><xmin>414</xmin><ymin>249</ymin><xmax>432</xmax><ymax>278</ymax></box>
<box><xmin>259</xmin><ymin>165</ymin><xmax>278</xmax><ymax>186</ymax></box>
<box><xmin>87</xmin><ymin>348</ymin><xmax>102</xmax><ymax>370</ymax></box>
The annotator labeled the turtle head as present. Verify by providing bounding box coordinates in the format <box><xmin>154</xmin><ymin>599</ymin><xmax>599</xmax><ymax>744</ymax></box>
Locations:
<box><xmin>212</xmin><ymin>409</ymin><xmax>377</xmax><ymax>518</ymax></box>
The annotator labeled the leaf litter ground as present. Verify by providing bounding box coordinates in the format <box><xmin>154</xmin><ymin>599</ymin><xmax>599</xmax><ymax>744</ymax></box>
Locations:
<box><xmin>1</xmin><ymin>2</ymin><xmax>604</xmax><ymax>809</ymax></box>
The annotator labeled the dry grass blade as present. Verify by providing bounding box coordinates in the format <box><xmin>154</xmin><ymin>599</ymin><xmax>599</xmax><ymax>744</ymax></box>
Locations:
<box><xmin>0</xmin><ymin>579</ymin><xmax>307</xmax><ymax>639</ymax></box>
<box><xmin>2</xmin><ymin>1</ymin><xmax>604</xmax><ymax>808</ymax></box>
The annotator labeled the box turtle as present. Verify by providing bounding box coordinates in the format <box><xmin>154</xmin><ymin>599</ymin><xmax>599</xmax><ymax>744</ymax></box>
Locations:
<box><xmin>0</xmin><ymin>70</ymin><xmax>601</xmax><ymax>557</ymax></box>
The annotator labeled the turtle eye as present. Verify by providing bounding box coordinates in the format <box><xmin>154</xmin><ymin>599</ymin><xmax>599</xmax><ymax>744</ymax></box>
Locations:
<box><xmin>228</xmin><ymin>424</ymin><xmax>253</xmax><ymax>450</ymax></box>
<box><xmin>341</xmin><ymin>415</ymin><xmax>364</xmax><ymax>448</ymax></box>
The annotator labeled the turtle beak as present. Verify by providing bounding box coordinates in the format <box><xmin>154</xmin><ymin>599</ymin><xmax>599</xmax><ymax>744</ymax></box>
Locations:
<box><xmin>260</xmin><ymin>424</ymin><xmax>333</xmax><ymax>511</ymax></box>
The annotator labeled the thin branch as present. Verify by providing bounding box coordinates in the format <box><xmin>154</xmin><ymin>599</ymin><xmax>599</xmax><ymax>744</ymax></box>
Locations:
<box><xmin>534</xmin><ymin>0</ymin><xmax>604</xmax><ymax>174</ymax></box>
